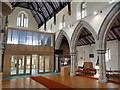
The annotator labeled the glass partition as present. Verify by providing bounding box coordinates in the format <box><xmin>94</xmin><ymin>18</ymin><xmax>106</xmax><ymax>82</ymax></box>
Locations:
<box><xmin>7</xmin><ymin>29</ymin><xmax>53</xmax><ymax>46</ymax></box>
<box><xmin>19</xmin><ymin>30</ymin><xmax>26</xmax><ymax>44</ymax></box>
<box><xmin>44</xmin><ymin>56</ymin><xmax>50</xmax><ymax>72</ymax></box>
<box><xmin>39</xmin><ymin>33</ymin><xmax>44</xmax><ymax>46</ymax></box>
<box><xmin>26</xmin><ymin>32</ymin><xmax>33</xmax><ymax>45</ymax></box>
<box><xmin>26</xmin><ymin>56</ymin><xmax>31</xmax><ymax>74</ymax></box>
<box><xmin>7</xmin><ymin>30</ymin><xmax>12</xmax><ymax>44</ymax></box>
<box><xmin>18</xmin><ymin>55</ymin><xmax>25</xmax><ymax>74</ymax></box>
<box><xmin>50</xmin><ymin>35</ymin><xmax>53</xmax><ymax>46</ymax></box>
<box><xmin>10</xmin><ymin>55</ymin><xmax>51</xmax><ymax>76</ymax></box>
<box><xmin>32</xmin><ymin>55</ymin><xmax>38</xmax><ymax>74</ymax></box>
<box><xmin>12</xmin><ymin>30</ymin><xmax>19</xmax><ymax>44</ymax></box>
<box><xmin>11</xmin><ymin>56</ymin><xmax>17</xmax><ymax>75</ymax></box>
<box><xmin>33</xmin><ymin>32</ymin><xmax>39</xmax><ymax>45</ymax></box>
<box><xmin>38</xmin><ymin>56</ymin><xmax>44</xmax><ymax>73</ymax></box>
<box><xmin>44</xmin><ymin>34</ymin><xmax>51</xmax><ymax>46</ymax></box>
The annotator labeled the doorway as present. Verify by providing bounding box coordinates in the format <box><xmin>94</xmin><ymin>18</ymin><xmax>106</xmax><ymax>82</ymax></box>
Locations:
<box><xmin>38</xmin><ymin>55</ymin><xmax>50</xmax><ymax>73</ymax></box>
<box><xmin>32</xmin><ymin>55</ymin><xmax>38</xmax><ymax>75</ymax></box>
<box><xmin>11</xmin><ymin>55</ymin><xmax>32</xmax><ymax>75</ymax></box>
<box><xmin>10</xmin><ymin>55</ymin><xmax>50</xmax><ymax>76</ymax></box>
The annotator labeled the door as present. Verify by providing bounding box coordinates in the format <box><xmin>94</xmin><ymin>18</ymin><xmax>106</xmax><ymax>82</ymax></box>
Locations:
<box><xmin>38</xmin><ymin>55</ymin><xmax>44</xmax><ymax>73</ymax></box>
<box><xmin>11</xmin><ymin>55</ymin><xmax>32</xmax><ymax>75</ymax></box>
<box><xmin>32</xmin><ymin>55</ymin><xmax>38</xmax><ymax>75</ymax></box>
<box><xmin>18</xmin><ymin>55</ymin><xmax>25</xmax><ymax>75</ymax></box>
<box><xmin>11</xmin><ymin>56</ymin><xmax>17</xmax><ymax>75</ymax></box>
<box><xmin>38</xmin><ymin>55</ymin><xmax>50</xmax><ymax>73</ymax></box>
<box><xmin>25</xmin><ymin>55</ymin><xmax>31</xmax><ymax>74</ymax></box>
<box><xmin>44</xmin><ymin>56</ymin><xmax>50</xmax><ymax>73</ymax></box>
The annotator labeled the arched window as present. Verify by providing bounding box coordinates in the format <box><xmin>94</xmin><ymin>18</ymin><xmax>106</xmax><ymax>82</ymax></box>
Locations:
<box><xmin>76</xmin><ymin>4</ymin><xmax>81</xmax><ymax>20</ymax></box>
<box><xmin>62</xmin><ymin>14</ymin><xmax>65</xmax><ymax>27</ymax></box>
<box><xmin>105</xmin><ymin>48</ymin><xmax>111</xmax><ymax>61</ymax></box>
<box><xmin>59</xmin><ymin>14</ymin><xmax>65</xmax><ymax>29</ymax></box>
<box><xmin>81</xmin><ymin>2</ymin><xmax>87</xmax><ymax>18</ymax></box>
<box><xmin>17</xmin><ymin>11</ymin><xmax>28</xmax><ymax>28</ymax></box>
<box><xmin>109</xmin><ymin>0</ymin><xmax>115</xmax><ymax>3</ymax></box>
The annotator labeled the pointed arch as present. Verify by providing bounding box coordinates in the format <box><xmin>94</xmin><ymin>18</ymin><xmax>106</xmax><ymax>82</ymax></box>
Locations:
<box><xmin>55</xmin><ymin>30</ymin><xmax>70</xmax><ymax>50</ymax></box>
<box><xmin>17</xmin><ymin>11</ymin><xmax>28</xmax><ymax>28</ymax></box>
<box><xmin>70</xmin><ymin>20</ymin><xmax>97</xmax><ymax>53</ymax></box>
<box><xmin>98</xmin><ymin>2</ymin><xmax>120</xmax><ymax>49</ymax></box>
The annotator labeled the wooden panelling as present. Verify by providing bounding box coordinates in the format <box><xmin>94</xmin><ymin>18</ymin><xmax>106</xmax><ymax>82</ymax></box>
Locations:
<box><xmin>3</xmin><ymin>44</ymin><xmax>54</xmax><ymax>77</ymax></box>
<box><xmin>3</xmin><ymin>54</ymin><xmax>11</xmax><ymax>77</ymax></box>
<box><xmin>5</xmin><ymin>44</ymin><xmax>54</xmax><ymax>55</ymax></box>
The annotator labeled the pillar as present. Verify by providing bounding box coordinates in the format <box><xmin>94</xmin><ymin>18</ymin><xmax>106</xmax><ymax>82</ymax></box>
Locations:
<box><xmin>0</xmin><ymin>2</ymin><xmax>2</xmax><ymax>89</ymax></box>
<box><xmin>97</xmin><ymin>50</ymin><xmax>108</xmax><ymax>83</ymax></box>
<box><xmin>55</xmin><ymin>55</ymin><xmax>59</xmax><ymax>72</ymax></box>
<box><xmin>70</xmin><ymin>53</ymin><xmax>76</xmax><ymax>76</ymax></box>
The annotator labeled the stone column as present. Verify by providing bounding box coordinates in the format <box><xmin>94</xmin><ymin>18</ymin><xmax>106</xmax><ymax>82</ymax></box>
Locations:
<box><xmin>55</xmin><ymin>55</ymin><xmax>59</xmax><ymax>72</ymax></box>
<box><xmin>0</xmin><ymin>2</ymin><xmax>2</xmax><ymax>89</ymax></box>
<box><xmin>0</xmin><ymin>51</ymin><xmax>2</xmax><ymax>90</ymax></box>
<box><xmin>97</xmin><ymin>50</ymin><xmax>108</xmax><ymax>83</ymax></box>
<box><xmin>70</xmin><ymin>53</ymin><xmax>76</xmax><ymax>76</ymax></box>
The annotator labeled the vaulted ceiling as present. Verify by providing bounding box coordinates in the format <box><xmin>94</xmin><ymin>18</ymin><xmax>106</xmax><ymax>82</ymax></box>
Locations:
<box><xmin>10</xmin><ymin>0</ymin><xmax>71</xmax><ymax>28</ymax></box>
<box><xmin>107</xmin><ymin>13</ymin><xmax>120</xmax><ymax>41</ymax></box>
<box><xmin>77</xmin><ymin>28</ymin><xmax>95</xmax><ymax>46</ymax></box>
<box><xmin>77</xmin><ymin>13</ymin><xmax>120</xmax><ymax>46</ymax></box>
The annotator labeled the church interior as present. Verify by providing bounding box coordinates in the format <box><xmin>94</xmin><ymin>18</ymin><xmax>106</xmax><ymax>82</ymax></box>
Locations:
<box><xmin>0</xmin><ymin>0</ymin><xmax>120</xmax><ymax>89</ymax></box>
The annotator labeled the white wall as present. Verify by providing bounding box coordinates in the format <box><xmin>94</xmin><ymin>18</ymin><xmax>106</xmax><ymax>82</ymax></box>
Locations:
<box><xmin>77</xmin><ymin>44</ymin><xmax>97</xmax><ymax>68</ymax></box>
<box><xmin>76</xmin><ymin>40</ymin><xmax>119</xmax><ymax>70</ymax></box>
<box><xmin>8</xmin><ymin>7</ymin><xmax>38</xmax><ymax>31</ymax></box>
<box><xmin>106</xmin><ymin>40</ymin><xmax>119</xmax><ymax>70</ymax></box>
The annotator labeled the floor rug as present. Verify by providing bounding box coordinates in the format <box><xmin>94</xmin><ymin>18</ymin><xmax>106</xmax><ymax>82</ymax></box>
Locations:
<box><xmin>31</xmin><ymin>76</ymin><xmax>75</xmax><ymax>90</ymax></box>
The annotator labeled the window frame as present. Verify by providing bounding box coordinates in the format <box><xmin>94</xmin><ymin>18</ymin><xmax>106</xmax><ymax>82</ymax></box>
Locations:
<box><xmin>81</xmin><ymin>2</ymin><xmax>87</xmax><ymax>18</ymax></box>
<box><xmin>17</xmin><ymin>11</ymin><xmax>28</xmax><ymax>28</ymax></box>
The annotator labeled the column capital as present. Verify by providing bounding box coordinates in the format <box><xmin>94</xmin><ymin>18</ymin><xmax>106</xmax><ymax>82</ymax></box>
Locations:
<box><xmin>97</xmin><ymin>50</ymin><xmax>106</xmax><ymax>54</ymax></box>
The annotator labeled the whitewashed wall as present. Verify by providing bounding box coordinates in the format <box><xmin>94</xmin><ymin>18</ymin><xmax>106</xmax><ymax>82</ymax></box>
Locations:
<box><xmin>106</xmin><ymin>40</ymin><xmax>119</xmax><ymax>70</ymax></box>
<box><xmin>8</xmin><ymin>7</ymin><xmax>38</xmax><ymax>31</ymax></box>
<box><xmin>76</xmin><ymin>44</ymin><xmax>97</xmax><ymax>68</ymax></box>
<box><xmin>76</xmin><ymin>40</ymin><xmax>119</xmax><ymax>70</ymax></box>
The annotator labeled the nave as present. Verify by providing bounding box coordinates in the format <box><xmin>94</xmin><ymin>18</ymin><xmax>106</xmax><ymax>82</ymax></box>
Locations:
<box><xmin>2</xmin><ymin>75</ymin><xmax>120</xmax><ymax>89</ymax></box>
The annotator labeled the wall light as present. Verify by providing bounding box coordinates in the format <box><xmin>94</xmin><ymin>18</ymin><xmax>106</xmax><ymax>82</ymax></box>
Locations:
<box><xmin>93</xmin><ymin>11</ymin><xmax>98</xmax><ymax>15</ymax></box>
<box><xmin>68</xmin><ymin>25</ymin><xmax>70</xmax><ymax>27</ymax></box>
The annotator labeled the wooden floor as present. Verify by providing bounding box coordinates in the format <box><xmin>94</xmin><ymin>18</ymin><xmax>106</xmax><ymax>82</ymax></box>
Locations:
<box><xmin>2</xmin><ymin>74</ymin><xmax>120</xmax><ymax>89</ymax></box>
<box><xmin>2</xmin><ymin>77</ymin><xmax>48</xmax><ymax>89</ymax></box>
<box><xmin>44</xmin><ymin>75</ymin><xmax>120</xmax><ymax>88</ymax></box>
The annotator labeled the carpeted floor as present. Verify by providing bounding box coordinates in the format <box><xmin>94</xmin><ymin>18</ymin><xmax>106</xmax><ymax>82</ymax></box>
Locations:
<box><xmin>31</xmin><ymin>76</ymin><xmax>75</xmax><ymax>90</ymax></box>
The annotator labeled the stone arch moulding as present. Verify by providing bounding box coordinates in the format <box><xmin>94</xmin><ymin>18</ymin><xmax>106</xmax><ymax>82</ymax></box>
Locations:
<box><xmin>98</xmin><ymin>2</ymin><xmax>120</xmax><ymax>50</ymax></box>
<box><xmin>70</xmin><ymin>20</ymin><xmax>97</xmax><ymax>53</ymax></box>
<box><xmin>55</xmin><ymin>30</ymin><xmax>70</xmax><ymax>50</ymax></box>
<box><xmin>17</xmin><ymin>11</ymin><xmax>29</xmax><ymax>19</ymax></box>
